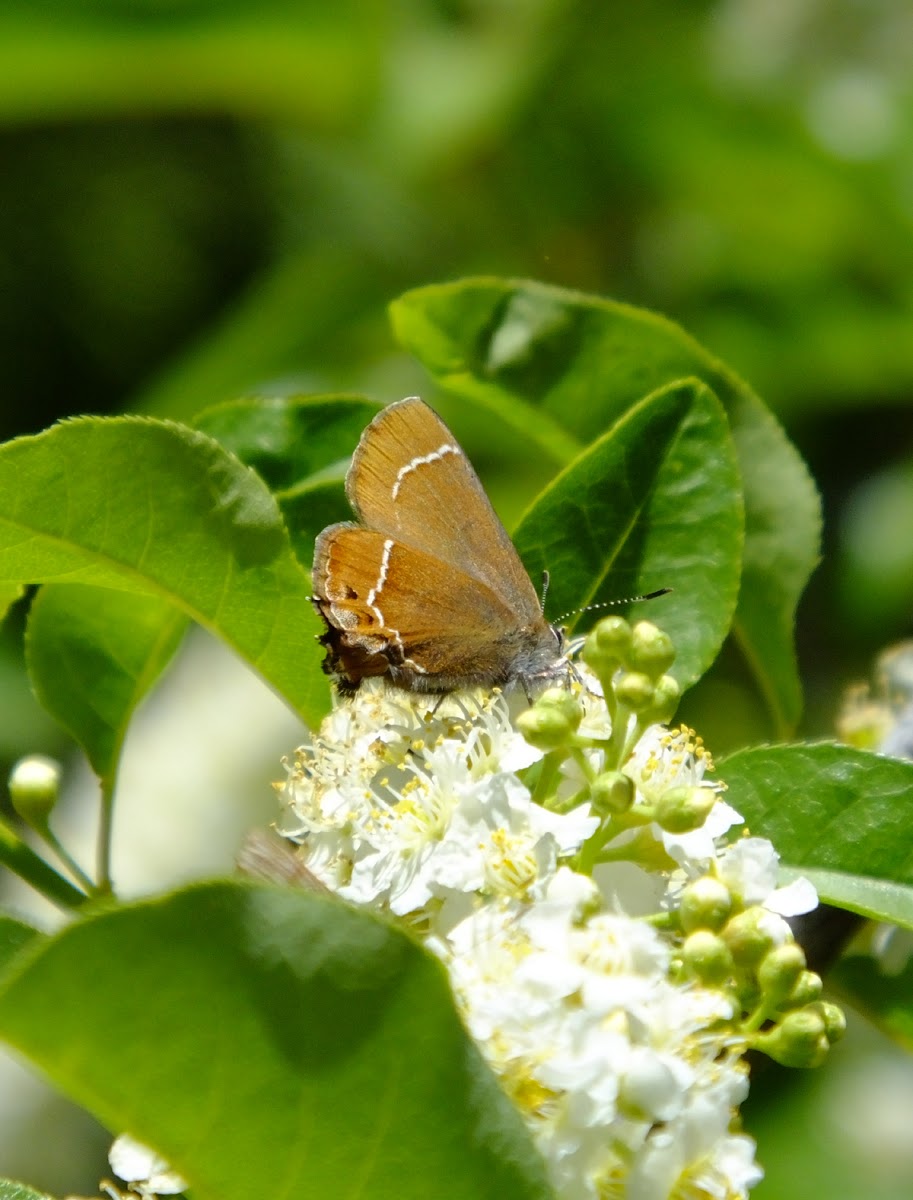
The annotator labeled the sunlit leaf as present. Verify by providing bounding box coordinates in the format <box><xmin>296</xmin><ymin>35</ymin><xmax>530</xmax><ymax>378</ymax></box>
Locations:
<box><xmin>718</xmin><ymin>743</ymin><xmax>913</xmax><ymax>930</ymax></box>
<box><xmin>515</xmin><ymin>379</ymin><xmax>742</xmax><ymax>689</ymax></box>
<box><xmin>0</xmin><ymin>584</ymin><xmax>22</xmax><ymax>623</ymax></box>
<box><xmin>0</xmin><ymin>916</ymin><xmax>41</xmax><ymax>977</ymax></box>
<box><xmin>0</xmin><ymin>417</ymin><xmax>328</xmax><ymax>724</ymax></box>
<box><xmin>0</xmin><ymin>1181</ymin><xmax>53</xmax><ymax>1200</ymax></box>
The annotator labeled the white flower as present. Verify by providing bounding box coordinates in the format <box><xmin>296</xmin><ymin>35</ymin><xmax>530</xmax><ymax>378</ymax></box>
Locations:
<box><xmin>718</xmin><ymin>838</ymin><xmax>818</xmax><ymax>917</ymax></box>
<box><xmin>623</xmin><ymin>1062</ymin><xmax>760</xmax><ymax>1200</ymax></box>
<box><xmin>108</xmin><ymin>1135</ymin><xmax>186</xmax><ymax>1198</ymax></box>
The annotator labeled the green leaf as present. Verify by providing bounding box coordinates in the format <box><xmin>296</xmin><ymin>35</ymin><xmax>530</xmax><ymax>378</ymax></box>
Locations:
<box><xmin>278</xmin><ymin>478</ymin><xmax>352</xmax><ymax>565</ymax></box>
<box><xmin>0</xmin><ymin>915</ymin><xmax>41</xmax><ymax>976</ymax></box>
<box><xmin>0</xmin><ymin>881</ymin><xmax>552</xmax><ymax>1200</ymax></box>
<box><xmin>514</xmin><ymin>379</ymin><xmax>743</xmax><ymax>689</ymax></box>
<box><xmin>0</xmin><ymin>583</ymin><xmax>23</xmax><ymax>623</ymax></box>
<box><xmin>195</xmin><ymin>394</ymin><xmax>382</xmax><ymax>562</ymax></box>
<box><xmin>831</xmin><ymin>954</ymin><xmax>913</xmax><ymax>1051</ymax></box>
<box><xmin>391</xmin><ymin>278</ymin><xmax>821</xmax><ymax>733</ymax></box>
<box><xmin>26</xmin><ymin>585</ymin><xmax>187</xmax><ymax>781</ymax></box>
<box><xmin>0</xmin><ymin>1181</ymin><xmax>53</xmax><ymax>1200</ymax></box>
<box><xmin>195</xmin><ymin>393</ymin><xmax>380</xmax><ymax>493</ymax></box>
<box><xmin>718</xmin><ymin>743</ymin><xmax>913</xmax><ymax>928</ymax></box>
<box><xmin>779</xmin><ymin>867</ymin><xmax>913</xmax><ymax>929</ymax></box>
<box><xmin>0</xmin><ymin>417</ymin><xmax>328</xmax><ymax>724</ymax></box>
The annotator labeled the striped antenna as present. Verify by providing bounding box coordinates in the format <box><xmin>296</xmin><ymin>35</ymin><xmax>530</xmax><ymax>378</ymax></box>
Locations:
<box><xmin>553</xmin><ymin>588</ymin><xmax>671</xmax><ymax>625</ymax></box>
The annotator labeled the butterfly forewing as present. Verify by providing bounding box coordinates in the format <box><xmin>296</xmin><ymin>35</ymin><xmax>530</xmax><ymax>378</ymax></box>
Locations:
<box><xmin>347</xmin><ymin>398</ymin><xmax>542</xmax><ymax>618</ymax></box>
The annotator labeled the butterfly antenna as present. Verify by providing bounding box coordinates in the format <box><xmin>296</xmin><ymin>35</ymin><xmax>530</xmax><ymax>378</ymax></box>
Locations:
<box><xmin>540</xmin><ymin>569</ymin><xmax>550</xmax><ymax>612</ymax></box>
<box><xmin>553</xmin><ymin>588</ymin><xmax>671</xmax><ymax>625</ymax></box>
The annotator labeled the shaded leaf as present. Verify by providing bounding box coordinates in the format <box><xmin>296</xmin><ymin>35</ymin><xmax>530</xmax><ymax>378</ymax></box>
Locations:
<box><xmin>194</xmin><ymin>393</ymin><xmax>380</xmax><ymax>494</ymax></box>
<box><xmin>391</xmin><ymin>278</ymin><xmax>820</xmax><ymax>732</ymax></box>
<box><xmin>195</xmin><ymin>393</ymin><xmax>382</xmax><ymax>563</ymax></box>
<box><xmin>0</xmin><ymin>417</ymin><xmax>328</xmax><ymax>724</ymax></box>
<box><xmin>25</xmin><ymin>585</ymin><xmax>188</xmax><ymax>781</ymax></box>
<box><xmin>278</xmin><ymin>477</ymin><xmax>351</xmax><ymax>565</ymax></box>
<box><xmin>832</xmin><ymin>954</ymin><xmax>913</xmax><ymax>1051</ymax></box>
<box><xmin>0</xmin><ymin>881</ymin><xmax>552</xmax><ymax>1200</ymax></box>
<box><xmin>515</xmin><ymin>379</ymin><xmax>743</xmax><ymax>689</ymax></box>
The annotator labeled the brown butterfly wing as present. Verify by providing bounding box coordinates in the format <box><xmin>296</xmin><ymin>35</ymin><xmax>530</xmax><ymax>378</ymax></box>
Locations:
<box><xmin>345</xmin><ymin>398</ymin><xmax>543</xmax><ymax>622</ymax></box>
<box><xmin>313</xmin><ymin>525</ymin><xmax>557</xmax><ymax>691</ymax></box>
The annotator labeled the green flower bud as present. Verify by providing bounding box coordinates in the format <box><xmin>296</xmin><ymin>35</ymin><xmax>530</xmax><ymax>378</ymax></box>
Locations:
<box><xmin>681</xmin><ymin>930</ymin><xmax>734</xmax><ymax>985</ymax></box>
<box><xmin>536</xmin><ymin>688</ymin><xmax>583</xmax><ymax>732</ymax></box>
<box><xmin>646</xmin><ymin>674</ymin><xmax>682</xmax><ymax>725</ymax></box>
<box><xmin>679</xmin><ymin>876</ymin><xmax>733</xmax><ymax>933</ymax></box>
<box><xmin>629</xmin><ymin>622</ymin><xmax>676</xmax><ymax>678</ymax></box>
<box><xmin>737</xmin><ymin>979</ymin><xmax>762</xmax><ymax>1012</ymax></box>
<box><xmin>785</xmin><ymin>969</ymin><xmax>822</xmax><ymax>1009</ymax></box>
<box><xmin>581</xmin><ymin>617</ymin><xmax>632</xmax><ymax>673</ymax></box>
<box><xmin>516</xmin><ymin>707</ymin><xmax>574</xmax><ymax>751</ymax></box>
<box><xmin>756</xmin><ymin>1007</ymin><xmax>829</xmax><ymax>1068</ymax></box>
<box><xmin>722</xmin><ymin>906</ymin><xmax>778</xmax><ymax>967</ymax></box>
<box><xmin>757</xmin><ymin>942</ymin><xmax>806</xmax><ymax>1006</ymax></box>
<box><xmin>814</xmin><ymin>1001</ymin><xmax>847</xmax><ymax>1045</ymax></box>
<box><xmin>8</xmin><ymin>755</ymin><xmax>61</xmax><ymax>829</ymax></box>
<box><xmin>590</xmin><ymin>770</ymin><xmax>635</xmax><ymax>815</ymax></box>
<box><xmin>613</xmin><ymin>672</ymin><xmax>655</xmax><ymax>712</ymax></box>
<box><xmin>653</xmin><ymin>785</ymin><xmax>717</xmax><ymax>834</ymax></box>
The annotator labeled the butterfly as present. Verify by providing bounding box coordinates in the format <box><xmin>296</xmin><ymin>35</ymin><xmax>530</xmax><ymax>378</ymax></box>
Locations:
<box><xmin>312</xmin><ymin>397</ymin><xmax>564</xmax><ymax>693</ymax></box>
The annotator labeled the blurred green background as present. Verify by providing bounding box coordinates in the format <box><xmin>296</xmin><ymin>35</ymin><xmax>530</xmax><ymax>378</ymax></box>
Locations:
<box><xmin>1</xmin><ymin>0</ymin><xmax>912</xmax><ymax>1196</ymax></box>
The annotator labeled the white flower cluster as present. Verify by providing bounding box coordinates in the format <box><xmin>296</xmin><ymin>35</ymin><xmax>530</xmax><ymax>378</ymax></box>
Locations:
<box><xmin>279</xmin><ymin>683</ymin><xmax>597</xmax><ymax>926</ymax></box>
<box><xmin>443</xmin><ymin>869</ymin><xmax>758</xmax><ymax>1200</ymax></box>
<box><xmin>276</xmin><ymin>658</ymin><xmax>823</xmax><ymax>1200</ymax></box>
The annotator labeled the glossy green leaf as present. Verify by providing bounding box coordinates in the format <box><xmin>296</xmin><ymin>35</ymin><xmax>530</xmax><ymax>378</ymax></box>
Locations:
<box><xmin>0</xmin><ymin>417</ymin><xmax>328</xmax><ymax>724</ymax></box>
<box><xmin>0</xmin><ymin>881</ymin><xmax>552</xmax><ymax>1200</ymax></box>
<box><xmin>391</xmin><ymin>278</ymin><xmax>821</xmax><ymax>733</ymax></box>
<box><xmin>514</xmin><ymin>379</ymin><xmax>743</xmax><ymax>689</ymax></box>
<box><xmin>0</xmin><ymin>915</ymin><xmax>41</xmax><ymax>977</ymax></box>
<box><xmin>831</xmin><ymin>954</ymin><xmax>913</xmax><ymax>1051</ymax></box>
<box><xmin>25</xmin><ymin>585</ymin><xmax>188</xmax><ymax>781</ymax></box>
<box><xmin>779</xmin><ymin>867</ymin><xmax>913</xmax><ymax>929</ymax></box>
<box><xmin>195</xmin><ymin>394</ymin><xmax>382</xmax><ymax>563</ymax></box>
<box><xmin>718</xmin><ymin>743</ymin><xmax>913</xmax><ymax>929</ymax></box>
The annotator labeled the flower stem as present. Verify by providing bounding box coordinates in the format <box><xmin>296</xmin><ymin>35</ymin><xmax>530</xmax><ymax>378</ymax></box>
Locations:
<box><xmin>37</xmin><ymin>824</ymin><xmax>96</xmax><ymax>894</ymax></box>
<box><xmin>0</xmin><ymin>818</ymin><xmax>88</xmax><ymax>910</ymax></box>
<box><xmin>95</xmin><ymin>772</ymin><xmax>116</xmax><ymax>895</ymax></box>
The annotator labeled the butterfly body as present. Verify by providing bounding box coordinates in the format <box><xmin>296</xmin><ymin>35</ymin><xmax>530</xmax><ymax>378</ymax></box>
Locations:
<box><xmin>312</xmin><ymin>397</ymin><xmax>564</xmax><ymax>693</ymax></box>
